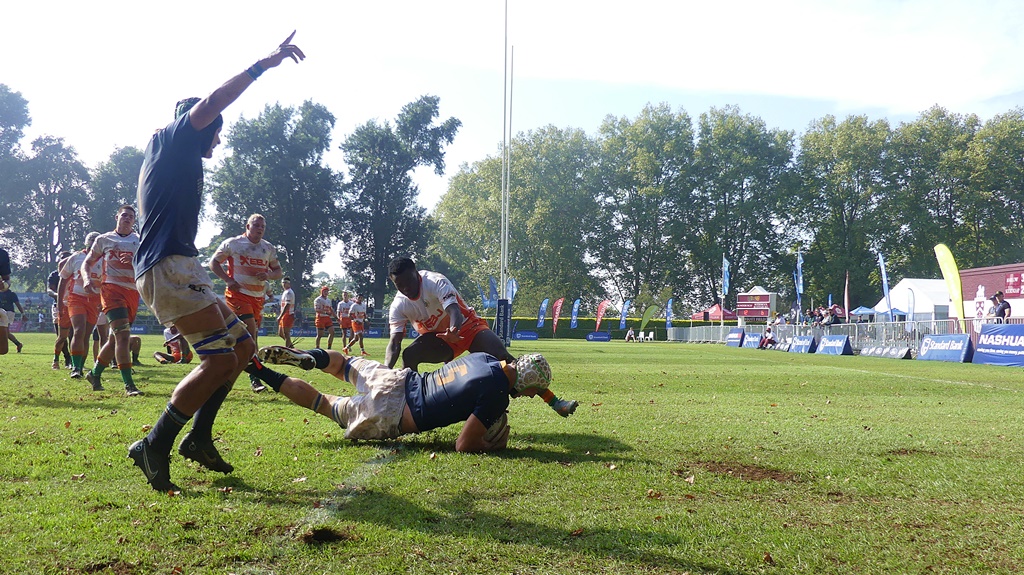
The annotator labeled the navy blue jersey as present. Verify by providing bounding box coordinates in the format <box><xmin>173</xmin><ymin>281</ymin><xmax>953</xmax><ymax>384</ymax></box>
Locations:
<box><xmin>405</xmin><ymin>353</ymin><xmax>510</xmax><ymax>432</ymax></box>
<box><xmin>134</xmin><ymin>113</ymin><xmax>208</xmax><ymax>278</ymax></box>
<box><xmin>0</xmin><ymin>289</ymin><xmax>19</xmax><ymax>312</ymax></box>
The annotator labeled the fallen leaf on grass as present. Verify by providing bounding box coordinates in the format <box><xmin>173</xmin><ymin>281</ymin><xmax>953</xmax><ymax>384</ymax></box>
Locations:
<box><xmin>685</xmin><ymin>475</ymin><xmax>695</xmax><ymax>485</ymax></box>
<box><xmin>292</xmin><ymin>477</ymin><xmax>307</xmax><ymax>483</ymax></box>
<box><xmin>646</xmin><ymin>489</ymin><xmax>663</xmax><ymax>500</ymax></box>
<box><xmin>429</xmin><ymin>452</ymin><xmax>437</xmax><ymax>460</ymax></box>
<box><xmin>218</xmin><ymin>487</ymin><xmax>233</xmax><ymax>493</ymax></box>
<box><xmin>64</xmin><ymin>421</ymin><xmax>71</xmax><ymax>429</ymax></box>
<box><xmin>71</xmin><ymin>474</ymin><xmax>86</xmax><ymax>481</ymax></box>
<box><xmin>254</xmin><ymin>447</ymin><xmax>263</xmax><ymax>457</ymax></box>
<box><xmin>570</xmin><ymin>528</ymin><xmax>585</xmax><ymax>537</ymax></box>
<box><xmin>763</xmin><ymin>552</ymin><xmax>775</xmax><ymax>565</ymax></box>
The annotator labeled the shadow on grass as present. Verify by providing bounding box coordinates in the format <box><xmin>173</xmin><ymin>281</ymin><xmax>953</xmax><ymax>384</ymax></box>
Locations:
<box><xmin>326</xmin><ymin>487</ymin><xmax>741</xmax><ymax>574</ymax></box>
<box><xmin>306</xmin><ymin>431</ymin><xmax>640</xmax><ymax>465</ymax></box>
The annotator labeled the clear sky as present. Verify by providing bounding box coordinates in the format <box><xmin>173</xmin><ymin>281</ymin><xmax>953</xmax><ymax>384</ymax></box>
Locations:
<box><xmin>6</xmin><ymin>0</ymin><xmax>1024</xmax><ymax>272</ymax></box>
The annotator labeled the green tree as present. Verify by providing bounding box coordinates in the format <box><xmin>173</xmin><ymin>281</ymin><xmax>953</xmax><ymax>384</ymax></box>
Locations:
<box><xmin>432</xmin><ymin>126</ymin><xmax>604</xmax><ymax>315</ymax></box>
<box><xmin>593</xmin><ymin>104</ymin><xmax>696</xmax><ymax>308</ymax></box>
<box><xmin>966</xmin><ymin>109</ymin><xmax>1024</xmax><ymax>265</ymax></box>
<box><xmin>210</xmin><ymin>101</ymin><xmax>341</xmax><ymax>306</ymax></box>
<box><xmin>0</xmin><ymin>85</ymin><xmax>32</xmax><ymax>250</ymax></box>
<box><xmin>880</xmin><ymin>106</ymin><xmax>982</xmax><ymax>275</ymax></box>
<box><xmin>795</xmin><ymin>115</ymin><xmax>889</xmax><ymax>308</ymax></box>
<box><xmin>338</xmin><ymin>95</ymin><xmax>460</xmax><ymax>308</ymax></box>
<box><xmin>14</xmin><ymin>136</ymin><xmax>91</xmax><ymax>289</ymax></box>
<box><xmin>90</xmin><ymin>146</ymin><xmax>144</xmax><ymax>230</ymax></box>
<box><xmin>688</xmin><ymin>106</ymin><xmax>796</xmax><ymax>309</ymax></box>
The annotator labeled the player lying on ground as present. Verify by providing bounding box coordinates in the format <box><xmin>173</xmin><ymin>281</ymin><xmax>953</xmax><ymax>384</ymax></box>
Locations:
<box><xmin>252</xmin><ymin>346</ymin><xmax>579</xmax><ymax>452</ymax></box>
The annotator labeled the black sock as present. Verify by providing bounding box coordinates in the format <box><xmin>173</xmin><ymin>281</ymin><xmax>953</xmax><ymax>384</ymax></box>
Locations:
<box><xmin>146</xmin><ymin>403</ymin><xmax>191</xmax><ymax>457</ymax></box>
<box><xmin>250</xmin><ymin>365</ymin><xmax>288</xmax><ymax>392</ymax></box>
<box><xmin>189</xmin><ymin>384</ymin><xmax>229</xmax><ymax>441</ymax></box>
<box><xmin>308</xmin><ymin>348</ymin><xmax>331</xmax><ymax>369</ymax></box>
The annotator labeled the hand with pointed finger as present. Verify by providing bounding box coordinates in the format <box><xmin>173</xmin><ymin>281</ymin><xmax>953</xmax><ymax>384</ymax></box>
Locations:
<box><xmin>261</xmin><ymin>30</ymin><xmax>306</xmax><ymax>69</ymax></box>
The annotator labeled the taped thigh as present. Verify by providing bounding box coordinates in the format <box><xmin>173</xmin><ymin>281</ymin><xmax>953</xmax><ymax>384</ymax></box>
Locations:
<box><xmin>184</xmin><ymin>328</ymin><xmax>236</xmax><ymax>356</ymax></box>
<box><xmin>224</xmin><ymin>313</ymin><xmax>252</xmax><ymax>345</ymax></box>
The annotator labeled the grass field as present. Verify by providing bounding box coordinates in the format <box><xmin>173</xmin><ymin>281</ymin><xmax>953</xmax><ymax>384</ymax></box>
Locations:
<box><xmin>1</xmin><ymin>333</ymin><xmax>1023</xmax><ymax>574</ymax></box>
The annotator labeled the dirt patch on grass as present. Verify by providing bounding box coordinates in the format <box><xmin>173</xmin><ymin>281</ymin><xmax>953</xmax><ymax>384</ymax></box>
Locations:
<box><xmin>299</xmin><ymin>526</ymin><xmax>359</xmax><ymax>545</ymax></box>
<box><xmin>689</xmin><ymin>460</ymin><xmax>799</xmax><ymax>482</ymax></box>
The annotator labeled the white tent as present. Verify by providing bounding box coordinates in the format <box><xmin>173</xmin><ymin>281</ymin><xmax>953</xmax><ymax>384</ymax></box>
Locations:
<box><xmin>872</xmin><ymin>278</ymin><xmax>950</xmax><ymax>321</ymax></box>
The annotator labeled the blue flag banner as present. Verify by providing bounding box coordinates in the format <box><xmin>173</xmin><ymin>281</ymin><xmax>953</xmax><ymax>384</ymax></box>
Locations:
<box><xmin>879</xmin><ymin>253</ymin><xmax>892</xmax><ymax>320</ymax></box>
<box><xmin>506</xmin><ymin>278</ymin><xmax>519</xmax><ymax>304</ymax></box>
<box><xmin>828</xmin><ymin>293</ymin><xmax>833</xmax><ymax>307</ymax></box>
<box><xmin>570</xmin><ymin>298</ymin><xmax>581</xmax><ymax>329</ymax></box>
<box><xmin>536</xmin><ymin>298</ymin><xmax>549</xmax><ymax>328</ymax></box>
<box><xmin>489</xmin><ymin>276</ymin><xmax>499</xmax><ymax>302</ymax></box>
<box><xmin>479</xmin><ymin>284</ymin><xmax>496</xmax><ymax>309</ymax></box>
<box><xmin>665</xmin><ymin>298</ymin><xmax>674</xmax><ymax>329</ymax></box>
<box><xmin>796</xmin><ymin>252</ymin><xmax>804</xmax><ymax>295</ymax></box>
<box><xmin>723</xmin><ymin>256</ymin><xmax>731</xmax><ymax>296</ymax></box>
<box><xmin>619</xmin><ymin>300</ymin><xmax>631</xmax><ymax>330</ymax></box>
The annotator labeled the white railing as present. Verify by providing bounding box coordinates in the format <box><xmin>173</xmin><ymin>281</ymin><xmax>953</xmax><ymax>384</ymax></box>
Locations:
<box><xmin>667</xmin><ymin>317</ymin><xmax>1024</xmax><ymax>352</ymax></box>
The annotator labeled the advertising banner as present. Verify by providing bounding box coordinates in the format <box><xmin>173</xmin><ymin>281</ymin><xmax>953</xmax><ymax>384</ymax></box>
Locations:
<box><xmin>860</xmin><ymin>346</ymin><xmax>913</xmax><ymax>359</ymax></box>
<box><xmin>552</xmin><ymin>298</ymin><xmax>565</xmax><ymax>334</ymax></box>
<box><xmin>917</xmin><ymin>334</ymin><xmax>973</xmax><ymax>363</ymax></box>
<box><xmin>595</xmin><ymin>299</ymin><xmax>611</xmax><ymax>331</ymax></box>
<box><xmin>570</xmin><ymin>298</ymin><xmax>581</xmax><ymax>329</ymax></box>
<box><xmin>973</xmin><ymin>323</ymin><xmax>1024</xmax><ymax>367</ymax></box>
<box><xmin>496</xmin><ymin>299</ymin><xmax>511</xmax><ymax>346</ymax></box>
<box><xmin>742</xmin><ymin>333</ymin><xmax>762</xmax><ymax>348</ymax></box>
<box><xmin>536</xmin><ymin>298</ymin><xmax>549</xmax><ymax>328</ymax></box>
<box><xmin>513</xmin><ymin>331</ymin><xmax>539</xmax><ymax>340</ymax></box>
<box><xmin>726</xmin><ymin>328</ymin><xmax>745</xmax><ymax>347</ymax></box>
<box><xmin>586</xmin><ymin>332</ymin><xmax>611</xmax><ymax>342</ymax></box>
<box><xmin>817</xmin><ymin>335</ymin><xmax>854</xmax><ymax>355</ymax></box>
<box><xmin>788</xmin><ymin>335</ymin><xmax>816</xmax><ymax>353</ymax></box>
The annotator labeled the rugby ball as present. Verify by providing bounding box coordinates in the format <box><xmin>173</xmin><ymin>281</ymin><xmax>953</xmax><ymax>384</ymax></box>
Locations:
<box><xmin>483</xmin><ymin>412</ymin><xmax>508</xmax><ymax>443</ymax></box>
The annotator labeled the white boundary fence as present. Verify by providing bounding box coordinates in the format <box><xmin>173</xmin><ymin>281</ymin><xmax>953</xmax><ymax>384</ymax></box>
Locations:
<box><xmin>668</xmin><ymin>317</ymin><xmax>1024</xmax><ymax>352</ymax></box>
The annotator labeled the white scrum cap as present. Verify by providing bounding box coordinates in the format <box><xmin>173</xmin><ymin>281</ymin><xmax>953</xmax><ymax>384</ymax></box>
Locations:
<box><xmin>512</xmin><ymin>353</ymin><xmax>551</xmax><ymax>395</ymax></box>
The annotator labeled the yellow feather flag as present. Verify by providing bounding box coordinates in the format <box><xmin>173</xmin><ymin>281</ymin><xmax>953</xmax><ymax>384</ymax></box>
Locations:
<box><xmin>934</xmin><ymin>244</ymin><xmax>965</xmax><ymax>330</ymax></box>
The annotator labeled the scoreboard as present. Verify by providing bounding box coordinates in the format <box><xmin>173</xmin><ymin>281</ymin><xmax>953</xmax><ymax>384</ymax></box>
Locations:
<box><xmin>736</xmin><ymin>293</ymin><xmax>775</xmax><ymax>318</ymax></box>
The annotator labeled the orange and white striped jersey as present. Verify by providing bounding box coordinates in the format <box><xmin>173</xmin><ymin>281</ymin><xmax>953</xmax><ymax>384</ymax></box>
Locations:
<box><xmin>210</xmin><ymin>235</ymin><xmax>280</xmax><ymax>298</ymax></box>
<box><xmin>314</xmin><ymin>295</ymin><xmax>333</xmax><ymax>318</ymax></box>
<box><xmin>388</xmin><ymin>270</ymin><xmax>479</xmax><ymax>335</ymax></box>
<box><xmin>61</xmin><ymin>251</ymin><xmax>102</xmax><ymax>297</ymax></box>
<box><xmin>89</xmin><ymin>231</ymin><xmax>139</xmax><ymax>291</ymax></box>
<box><xmin>350</xmin><ymin>302</ymin><xmax>366</xmax><ymax>323</ymax></box>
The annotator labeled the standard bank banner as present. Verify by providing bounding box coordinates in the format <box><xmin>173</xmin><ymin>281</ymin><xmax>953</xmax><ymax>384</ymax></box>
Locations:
<box><xmin>742</xmin><ymin>333</ymin><xmax>762</xmax><ymax>349</ymax></box>
<box><xmin>788</xmin><ymin>335</ymin><xmax>816</xmax><ymax>353</ymax></box>
<box><xmin>973</xmin><ymin>324</ymin><xmax>1024</xmax><ymax>367</ymax></box>
<box><xmin>817</xmin><ymin>335</ymin><xmax>853</xmax><ymax>355</ymax></box>
<box><xmin>726</xmin><ymin>328</ymin><xmax>745</xmax><ymax>347</ymax></box>
<box><xmin>917</xmin><ymin>334</ymin><xmax>973</xmax><ymax>363</ymax></box>
<box><xmin>513</xmin><ymin>331</ymin><xmax>539</xmax><ymax>340</ymax></box>
<box><xmin>586</xmin><ymin>332</ymin><xmax>611</xmax><ymax>342</ymax></box>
